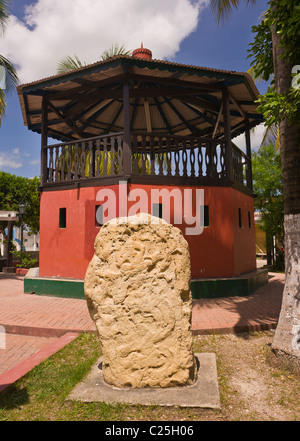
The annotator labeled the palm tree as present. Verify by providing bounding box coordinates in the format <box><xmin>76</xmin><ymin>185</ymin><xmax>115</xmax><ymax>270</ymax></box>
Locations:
<box><xmin>210</xmin><ymin>0</ymin><xmax>257</xmax><ymax>24</ymax></box>
<box><xmin>57</xmin><ymin>43</ymin><xmax>131</xmax><ymax>74</ymax></box>
<box><xmin>57</xmin><ymin>55</ymin><xmax>86</xmax><ymax>74</ymax></box>
<box><xmin>211</xmin><ymin>0</ymin><xmax>300</xmax><ymax>364</ymax></box>
<box><xmin>0</xmin><ymin>0</ymin><xmax>18</xmax><ymax>124</ymax></box>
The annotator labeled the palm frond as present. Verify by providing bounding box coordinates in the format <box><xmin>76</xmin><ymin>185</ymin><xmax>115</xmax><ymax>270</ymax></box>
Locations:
<box><xmin>57</xmin><ymin>55</ymin><xmax>87</xmax><ymax>74</ymax></box>
<box><xmin>260</xmin><ymin>124</ymin><xmax>280</xmax><ymax>151</ymax></box>
<box><xmin>100</xmin><ymin>43</ymin><xmax>131</xmax><ymax>61</ymax></box>
<box><xmin>57</xmin><ymin>44</ymin><xmax>131</xmax><ymax>75</ymax></box>
<box><xmin>0</xmin><ymin>87</ymin><xmax>6</xmax><ymax>125</ymax></box>
<box><xmin>211</xmin><ymin>0</ymin><xmax>257</xmax><ymax>25</ymax></box>
<box><xmin>0</xmin><ymin>54</ymin><xmax>18</xmax><ymax>91</ymax></box>
<box><xmin>247</xmin><ymin>65</ymin><xmax>263</xmax><ymax>84</ymax></box>
<box><xmin>0</xmin><ymin>0</ymin><xmax>10</xmax><ymax>33</ymax></box>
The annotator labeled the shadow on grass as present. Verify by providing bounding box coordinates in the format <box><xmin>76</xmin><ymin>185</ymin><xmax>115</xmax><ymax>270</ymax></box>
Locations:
<box><xmin>0</xmin><ymin>384</ymin><xmax>29</xmax><ymax>410</ymax></box>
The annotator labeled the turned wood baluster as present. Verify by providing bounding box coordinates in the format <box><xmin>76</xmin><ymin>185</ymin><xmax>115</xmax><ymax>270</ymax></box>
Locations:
<box><xmin>55</xmin><ymin>147</ymin><xmax>59</xmax><ymax>181</ymax></box>
<box><xmin>111</xmin><ymin>136</ymin><xmax>117</xmax><ymax>176</ymax></box>
<box><xmin>142</xmin><ymin>135</ymin><xmax>147</xmax><ymax>175</ymax></box>
<box><xmin>95</xmin><ymin>138</ymin><xmax>100</xmax><ymax>177</ymax></box>
<box><xmin>102</xmin><ymin>138</ymin><xmax>107</xmax><ymax>176</ymax></box>
<box><xmin>182</xmin><ymin>139</ymin><xmax>187</xmax><ymax>177</ymax></box>
<box><xmin>190</xmin><ymin>139</ymin><xmax>195</xmax><ymax>178</ymax></box>
<box><xmin>117</xmin><ymin>135</ymin><xmax>123</xmax><ymax>176</ymax></box>
<box><xmin>67</xmin><ymin>144</ymin><xmax>72</xmax><ymax>181</ymax></box>
<box><xmin>48</xmin><ymin>148</ymin><xmax>54</xmax><ymax>183</ymax></box>
<box><xmin>174</xmin><ymin>138</ymin><xmax>180</xmax><ymax>177</ymax></box>
<box><xmin>60</xmin><ymin>146</ymin><xmax>66</xmax><ymax>181</ymax></box>
<box><xmin>158</xmin><ymin>136</ymin><xmax>164</xmax><ymax>176</ymax></box>
<box><xmin>73</xmin><ymin>143</ymin><xmax>79</xmax><ymax>180</ymax></box>
<box><xmin>150</xmin><ymin>135</ymin><xmax>155</xmax><ymax>175</ymax></box>
<box><xmin>132</xmin><ymin>135</ymin><xmax>138</xmax><ymax>175</ymax></box>
<box><xmin>210</xmin><ymin>140</ymin><xmax>217</xmax><ymax>180</ymax></box>
<box><xmin>198</xmin><ymin>142</ymin><xmax>203</xmax><ymax>178</ymax></box>
<box><xmin>88</xmin><ymin>140</ymin><xmax>93</xmax><ymax>178</ymax></box>
<box><xmin>80</xmin><ymin>142</ymin><xmax>86</xmax><ymax>179</ymax></box>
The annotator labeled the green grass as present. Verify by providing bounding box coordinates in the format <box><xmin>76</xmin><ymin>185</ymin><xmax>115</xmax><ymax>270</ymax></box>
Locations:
<box><xmin>0</xmin><ymin>333</ymin><xmax>220</xmax><ymax>421</ymax></box>
<box><xmin>1</xmin><ymin>332</ymin><xmax>299</xmax><ymax>421</ymax></box>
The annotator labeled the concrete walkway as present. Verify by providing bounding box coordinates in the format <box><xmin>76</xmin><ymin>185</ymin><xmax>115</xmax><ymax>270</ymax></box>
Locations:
<box><xmin>0</xmin><ymin>270</ymin><xmax>284</xmax><ymax>390</ymax></box>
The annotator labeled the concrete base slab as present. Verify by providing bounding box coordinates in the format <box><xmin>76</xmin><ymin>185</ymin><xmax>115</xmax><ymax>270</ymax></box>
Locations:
<box><xmin>67</xmin><ymin>353</ymin><xmax>220</xmax><ymax>409</ymax></box>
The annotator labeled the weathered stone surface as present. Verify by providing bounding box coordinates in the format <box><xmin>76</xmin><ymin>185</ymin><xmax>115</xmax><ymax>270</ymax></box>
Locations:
<box><xmin>84</xmin><ymin>213</ymin><xmax>196</xmax><ymax>388</ymax></box>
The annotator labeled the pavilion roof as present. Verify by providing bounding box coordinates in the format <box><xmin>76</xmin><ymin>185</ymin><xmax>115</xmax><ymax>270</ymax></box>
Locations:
<box><xmin>17</xmin><ymin>54</ymin><xmax>264</xmax><ymax>142</ymax></box>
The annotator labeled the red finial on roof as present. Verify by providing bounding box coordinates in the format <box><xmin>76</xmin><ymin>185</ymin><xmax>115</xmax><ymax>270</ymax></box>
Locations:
<box><xmin>132</xmin><ymin>43</ymin><xmax>152</xmax><ymax>60</ymax></box>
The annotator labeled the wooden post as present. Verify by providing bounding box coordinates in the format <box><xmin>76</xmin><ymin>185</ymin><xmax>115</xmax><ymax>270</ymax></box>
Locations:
<box><xmin>222</xmin><ymin>89</ymin><xmax>234</xmax><ymax>184</ymax></box>
<box><xmin>245</xmin><ymin>122</ymin><xmax>253</xmax><ymax>190</ymax></box>
<box><xmin>7</xmin><ymin>221</ymin><xmax>13</xmax><ymax>267</ymax></box>
<box><xmin>41</xmin><ymin>97</ymin><xmax>48</xmax><ymax>187</ymax></box>
<box><xmin>123</xmin><ymin>82</ymin><xmax>131</xmax><ymax>178</ymax></box>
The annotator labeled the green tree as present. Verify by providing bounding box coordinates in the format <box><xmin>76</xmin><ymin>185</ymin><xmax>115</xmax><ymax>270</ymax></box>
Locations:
<box><xmin>0</xmin><ymin>0</ymin><xmax>18</xmax><ymax>123</ymax></box>
<box><xmin>212</xmin><ymin>0</ymin><xmax>300</xmax><ymax>364</ymax></box>
<box><xmin>252</xmin><ymin>144</ymin><xmax>284</xmax><ymax>266</ymax></box>
<box><xmin>0</xmin><ymin>172</ymin><xmax>40</xmax><ymax>257</ymax></box>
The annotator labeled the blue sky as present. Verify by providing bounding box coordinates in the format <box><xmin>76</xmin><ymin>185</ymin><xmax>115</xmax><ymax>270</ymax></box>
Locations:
<box><xmin>0</xmin><ymin>0</ymin><xmax>270</xmax><ymax>178</ymax></box>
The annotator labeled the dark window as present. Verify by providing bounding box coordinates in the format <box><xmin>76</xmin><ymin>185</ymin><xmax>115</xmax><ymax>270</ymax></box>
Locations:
<box><xmin>201</xmin><ymin>205</ymin><xmax>209</xmax><ymax>227</ymax></box>
<box><xmin>152</xmin><ymin>203</ymin><xmax>163</xmax><ymax>219</ymax></box>
<box><xmin>238</xmin><ymin>208</ymin><xmax>242</xmax><ymax>228</ymax></box>
<box><xmin>95</xmin><ymin>205</ymin><xmax>104</xmax><ymax>227</ymax></box>
<box><xmin>59</xmin><ymin>208</ymin><xmax>66</xmax><ymax>228</ymax></box>
<box><xmin>248</xmin><ymin>211</ymin><xmax>251</xmax><ymax>228</ymax></box>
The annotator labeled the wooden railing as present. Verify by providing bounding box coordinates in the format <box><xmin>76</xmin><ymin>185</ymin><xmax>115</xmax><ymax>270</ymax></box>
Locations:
<box><xmin>232</xmin><ymin>143</ymin><xmax>252</xmax><ymax>190</ymax></box>
<box><xmin>42</xmin><ymin>132</ymin><xmax>252</xmax><ymax>192</ymax></box>
<box><xmin>46</xmin><ymin>132</ymin><xmax>124</xmax><ymax>184</ymax></box>
<box><xmin>131</xmin><ymin>133</ymin><xmax>228</xmax><ymax>185</ymax></box>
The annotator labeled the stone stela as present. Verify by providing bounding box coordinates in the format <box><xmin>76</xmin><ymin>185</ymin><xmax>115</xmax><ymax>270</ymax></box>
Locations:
<box><xmin>84</xmin><ymin>213</ymin><xmax>197</xmax><ymax>389</ymax></box>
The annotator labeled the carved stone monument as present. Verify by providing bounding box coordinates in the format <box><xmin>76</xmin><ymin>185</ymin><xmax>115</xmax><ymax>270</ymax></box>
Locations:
<box><xmin>84</xmin><ymin>213</ymin><xmax>197</xmax><ymax>388</ymax></box>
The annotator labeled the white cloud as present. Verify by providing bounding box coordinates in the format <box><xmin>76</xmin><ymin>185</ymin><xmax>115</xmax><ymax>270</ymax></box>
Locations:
<box><xmin>233</xmin><ymin>123</ymin><xmax>266</xmax><ymax>153</ymax></box>
<box><xmin>29</xmin><ymin>158</ymin><xmax>40</xmax><ymax>165</ymax></box>
<box><xmin>250</xmin><ymin>123</ymin><xmax>267</xmax><ymax>151</ymax></box>
<box><xmin>0</xmin><ymin>0</ymin><xmax>209</xmax><ymax>84</ymax></box>
<box><xmin>0</xmin><ymin>151</ymin><xmax>23</xmax><ymax>168</ymax></box>
<box><xmin>0</xmin><ymin>148</ymin><xmax>40</xmax><ymax>169</ymax></box>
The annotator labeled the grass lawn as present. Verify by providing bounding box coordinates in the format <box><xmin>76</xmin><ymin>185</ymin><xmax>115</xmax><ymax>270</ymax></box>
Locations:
<box><xmin>0</xmin><ymin>331</ymin><xmax>299</xmax><ymax>421</ymax></box>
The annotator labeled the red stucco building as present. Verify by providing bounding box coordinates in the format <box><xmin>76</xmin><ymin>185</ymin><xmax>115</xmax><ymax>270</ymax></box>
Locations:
<box><xmin>17</xmin><ymin>46</ymin><xmax>266</xmax><ymax>297</ymax></box>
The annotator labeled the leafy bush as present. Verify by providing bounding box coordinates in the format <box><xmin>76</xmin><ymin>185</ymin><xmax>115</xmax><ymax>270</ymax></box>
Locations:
<box><xmin>10</xmin><ymin>244</ymin><xmax>38</xmax><ymax>269</ymax></box>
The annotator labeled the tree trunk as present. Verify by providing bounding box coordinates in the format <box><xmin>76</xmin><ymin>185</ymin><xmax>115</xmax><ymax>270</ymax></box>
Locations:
<box><xmin>271</xmin><ymin>12</ymin><xmax>300</xmax><ymax>366</ymax></box>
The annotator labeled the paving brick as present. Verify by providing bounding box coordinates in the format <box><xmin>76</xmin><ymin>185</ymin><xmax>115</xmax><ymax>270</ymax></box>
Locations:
<box><xmin>0</xmin><ymin>334</ymin><xmax>56</xmax><ymax>375</ymax></box>
<box><xmin>0</xmin><ymin>271</ymin><xmax>284</xmax><ymax>386</ymax></box>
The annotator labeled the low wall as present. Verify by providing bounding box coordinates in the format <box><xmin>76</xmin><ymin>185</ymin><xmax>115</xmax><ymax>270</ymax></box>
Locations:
<box><xmin>24</xmin><ymin>268</ymin><xmax>269</xmax><ymax>300</ymax></box>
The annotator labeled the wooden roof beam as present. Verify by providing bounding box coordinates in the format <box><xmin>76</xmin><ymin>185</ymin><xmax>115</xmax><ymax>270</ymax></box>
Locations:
<box><xmin>47</xmin><ymin>100</ymin><xmax>84</xmax><ymax>138</ymax></box>
<box><xmin>164</xmin><ymin>97</ymin><xmax>197</xmax><ymax>134</ymax></box>
<box><xmin>144</xmin><ymin>99</ymin><xmax>152</xmax><ymax>133</ymax></box>
<box><xmin>153</xmin><ymin>97</ymin><xmax>174</xmax><ymax>134</ymax></box>
<box><xmin>104</xmin><ymin>102</ymin><xmax>123</xmax><ymax>134</ymax></box>
<box><xmin>229</xmin><ymin>91</ymin><xmax>247</xmax><ymax>119</ymax></box>
<box><xmin>127</xmin><ymin>73</ymin><xmax>226</xmax><ymax>91</ymax></box>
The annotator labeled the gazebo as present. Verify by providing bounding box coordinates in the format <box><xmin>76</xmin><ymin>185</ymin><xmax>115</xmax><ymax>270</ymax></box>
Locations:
<box><xmin>17</xmin><ymin>45</ymin><xmax>267</xmax><ymax>298</ymax></box>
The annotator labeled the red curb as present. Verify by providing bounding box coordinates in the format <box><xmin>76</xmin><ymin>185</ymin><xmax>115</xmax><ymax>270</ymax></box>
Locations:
<box><xmin>0</xmin><ymin>332</ymin><xmax>79</xmax><ymax>393</ymax></box>
<box><xmin>1</xmin><ymin>324</ymin><xmax>96</xmax><ymax>338</ymax></box>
